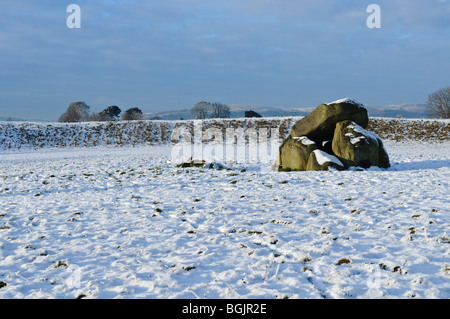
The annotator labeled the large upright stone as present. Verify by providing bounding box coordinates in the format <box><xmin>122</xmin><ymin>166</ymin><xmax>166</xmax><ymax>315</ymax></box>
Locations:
<box><xmin>278</xmin><ymin>135</ymin><xmax>318</xmax><ymax>171</ymax></box>
<box><xmin>332</xmin><ymin>120</ymin><xmax>390</xmax><ymax>169</ymax></box>
<box><xmin>291</xmin><ymin>99</ymin><xmax>368</xmax><ymax>142</ymax></box>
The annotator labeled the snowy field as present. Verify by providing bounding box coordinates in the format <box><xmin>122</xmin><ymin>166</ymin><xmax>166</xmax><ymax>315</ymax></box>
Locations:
<box><xmin>0</xmin><ymin>140</ymin><xmax>449</xmax><ymax>299</ymax></box>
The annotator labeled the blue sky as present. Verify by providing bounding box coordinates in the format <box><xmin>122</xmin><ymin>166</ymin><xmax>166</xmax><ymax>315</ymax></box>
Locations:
<box><xmin>1</xmin><ymin>0</ymin><xmax>449</xmax><ymax>120</ymax></box>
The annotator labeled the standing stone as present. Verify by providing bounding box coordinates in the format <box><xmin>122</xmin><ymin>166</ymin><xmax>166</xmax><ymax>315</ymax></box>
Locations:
<box><xmin>332</xmin><ymin>120</ymin><xmax>390</xmax><ymax>169</ymax></box>
<box><xmin>291</xmin><ymin>99</ymin><xmax>368</xmax><ymax>142</ymax></box>
<box><xmin>278</xmin><ymin>135</ymin><xmax>318</xmax><ymax>171</ymax></box>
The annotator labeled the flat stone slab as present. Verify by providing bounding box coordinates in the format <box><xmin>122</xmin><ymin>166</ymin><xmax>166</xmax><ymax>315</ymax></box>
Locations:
<box><xmin>291</xmin><ymin>99</ymin><xmax>368</xmax><ymax>141</ymax></box>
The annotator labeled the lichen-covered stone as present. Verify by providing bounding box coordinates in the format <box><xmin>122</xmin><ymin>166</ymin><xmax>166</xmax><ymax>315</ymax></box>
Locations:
<box><xmin>278</xmin><ymin>99</ymin><xmax>389</xmax><ymax>171</ymax></box>
<box><xmin>332</xmin><ymin>120</ymin><xmax>390</xmax><ymax>169</ymax></box>
<box><xmin>277</xmin><ymin>135</ymin><xmax>318</xmax><ymax>171</ymax></box>
<box><xmin>291</xmin><ymin>99</ymin><xmax>368</xmax><ymax>142</ymax></box>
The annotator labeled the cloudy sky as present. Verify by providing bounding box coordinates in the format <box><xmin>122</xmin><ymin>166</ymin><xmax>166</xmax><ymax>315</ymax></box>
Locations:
<box><xmin>1</xmin><ymin>0</ymin><xmax>449</xmax><ymax>120</ymax></box>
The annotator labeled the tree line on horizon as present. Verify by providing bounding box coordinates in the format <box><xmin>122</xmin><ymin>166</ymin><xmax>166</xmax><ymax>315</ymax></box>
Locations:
<box><xmin>190</xmin><ymin>101</ymin><xmax>265</xmax><ymax>119</ymax></box>
<box><xmin>190</xmin><ymin>101</ymin><xmax>230</xmax><ymax>119</ymax></box>
<box><xmin>58</xmin><ymin>102</ymin><xmax>145</xmax><ymax>123</ymax></box>
<box><xmin>57</xmin><ymin>86</ymin><xmax>450</xmax><ymax>123</ymax></box>
<box><xmin>58</xmin><ymin>100</ymin><xmax>263</xmax><ymax>123</ymax></box>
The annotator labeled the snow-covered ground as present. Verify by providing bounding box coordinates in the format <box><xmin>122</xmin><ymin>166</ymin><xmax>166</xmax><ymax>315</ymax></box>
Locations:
<box><xmin>0</xmin><ymin>140</ymin><xmax>449</xmax><ymax>299</ymax></box>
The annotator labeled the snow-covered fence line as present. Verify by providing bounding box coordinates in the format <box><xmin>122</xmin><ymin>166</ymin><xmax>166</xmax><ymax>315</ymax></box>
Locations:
<box><xmin>0</xmin><ymin>120</ymin><xmax>174</xmax><ymax>150</ymax></box>
<box><xmin>0</xmin><ymin>117</ymin><xmax>448</xmax><ymax>150</ymax></box>
<box><xmin>0</xmin><ymin>118</ymin><xmax>294</xmax><ymax>150</ymax></box>
<box><xmin>367</xmin><ymin>118</ymin><xmax>450</xmax><ymax>142</ymax></box>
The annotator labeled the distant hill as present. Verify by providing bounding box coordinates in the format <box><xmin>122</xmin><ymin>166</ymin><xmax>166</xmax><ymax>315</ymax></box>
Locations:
<box><xmin>1</xmin><ymin>102</ymin><xmax>429</xmax><ymax>123</ymax></box>
<box><xmin>144</xmin><ymin>103</ymin><xmax>429</xmax><ymax>120</ymax></box>
<box><xmin>365</xmin><ymin>104</ymin><xmax>428</xmax><ymax>118</ymax></box>
<box><xmin>144</xmin><ymin>105</ymin><xmax>312</xmax><ymax>120</ymax></box>
<box><xmin>0</xmin><ymin>116</ymin><xmax>33</xmax><ymax>122</ymax></box>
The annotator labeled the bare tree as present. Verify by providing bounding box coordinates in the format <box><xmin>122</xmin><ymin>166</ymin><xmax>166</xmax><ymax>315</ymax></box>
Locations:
<box><xmin>121</xmin><ymin>107</ymin><xmax>144</xmax><ymax>121</ymax></box>
<box><xmin>58</xmin><ymin>102</ymin><xmax>90</xmax><ymax>122</ymax></box>
<box><xmin>191</xmin><ymin>101</ymin><xmax>211</xmax><ymax>119</ymax></box>
<box><xmin>427</xmin><ymin>86</ymin><xmax>450</xmax><ymax>119</ymax></box>
<box><xmin>210</xmin><ymin>102</ymin><xmax>230</xmax><ymax>118</ymax></box>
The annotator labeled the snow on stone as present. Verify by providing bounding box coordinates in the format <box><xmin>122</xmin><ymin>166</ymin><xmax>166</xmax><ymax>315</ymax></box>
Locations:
<box><xmin>312</xmin><ymin>149</ymin><xmax>343</xmax><ymax>166</ymax></box>
<box><xmin>345</xmin><ymin>132</ymin><xmax>366</xmax><ymax>145</ymax></box>
<box><xmin>345</xmin><ymin>122</ymin><xmax>384</xmax><ymax>147</ymax></box>
<box><xmin>327</xmin><ymin>98</ymin><xmax>363</xmax><ymax>106</ymax></box>
<box><xmin>293</xmin><ymin>136</ymin><xmax>316</xmax><ymax>145</ymax></box>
